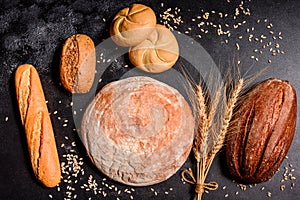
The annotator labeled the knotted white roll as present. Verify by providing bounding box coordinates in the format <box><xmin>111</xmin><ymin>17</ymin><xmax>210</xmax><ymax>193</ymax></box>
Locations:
<box><xmin>110</xmin><ymin>4</ymin><xmax>157</xmax><ymax>47</ymax></box>
<box><xmin>129</xmin><ymin>24</ymin><xmax>179</xmax><ymax>73</ymax></box>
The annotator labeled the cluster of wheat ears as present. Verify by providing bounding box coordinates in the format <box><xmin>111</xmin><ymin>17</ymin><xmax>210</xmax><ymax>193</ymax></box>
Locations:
<box><xmin>180</xmin><ymin>66</ymin><xmax>246</xmax><ymax>200</ymax></box>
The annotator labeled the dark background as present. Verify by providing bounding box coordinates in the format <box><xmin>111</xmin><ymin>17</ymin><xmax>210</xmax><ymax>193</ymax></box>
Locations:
<box><xmin>0</xmin><ymin>0</ymin><xmax>300</xmax><ymax>199</ymax></box>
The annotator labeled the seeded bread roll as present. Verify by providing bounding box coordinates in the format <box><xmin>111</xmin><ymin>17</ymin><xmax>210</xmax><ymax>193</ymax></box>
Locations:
<box><xmin>110</xmin><ymin>4</ymin><xmax>157</xmax><ymax>47</ymax></box>
<box><xmin>129</xmin><ymin>24</ymin><xmax>179</xmax><ymax>73</ymax></box>
<box><xmin>60</xmin><ymin>34</ymin><xmax>96</xmax><ymax>93</ymax></box>
<box><xmin>15</xmin><ymin>64</ymin><xmax>61</xmax><ymax>187</ymax></box>
<box><xmin>81</xmin><ymin>76</ymin><xmax>194</xmax><ymax>186</ymax></box>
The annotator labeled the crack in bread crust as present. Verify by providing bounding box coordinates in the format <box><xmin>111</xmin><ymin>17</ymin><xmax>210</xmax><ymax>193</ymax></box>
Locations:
<box><xmin>18</xmin><ymin>67</ymin><xmax>31</xmax><ymax>125</ymax></box>
<box><xmin>32</xmin><ymin>111</ymin><xmax>42</xmax><ymax>176</ymax></box>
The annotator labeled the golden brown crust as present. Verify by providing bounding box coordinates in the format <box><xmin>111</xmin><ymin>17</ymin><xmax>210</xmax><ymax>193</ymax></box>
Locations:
<box><xmin>110</xmin><ymin>4</ymin><xmax>157</xmax><ymax>46</ymax></box>
<box><xmin>15</xmin><ymin>64</ymin><xmax>61</xmax><ymax>187</ymax></box>
<box><xmin>60</xmin><ymin>34</ymin><xmax>96</xmax><ymax>93</ymax></box>
<box><xmin>129</xmin><ymin>24</ymin><xmax>179</xmax><ymax>73</ymax></box>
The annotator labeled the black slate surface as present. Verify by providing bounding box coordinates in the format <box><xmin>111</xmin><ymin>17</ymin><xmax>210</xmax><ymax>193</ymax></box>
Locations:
<box><xmin>1</xmin><ymin>0</ymin><xmax>300</xmax><ymax>199</ymax></box>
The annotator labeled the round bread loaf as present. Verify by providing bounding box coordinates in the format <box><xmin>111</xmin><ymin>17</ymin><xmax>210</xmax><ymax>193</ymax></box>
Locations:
<box><xmin>80</xmin><ymin>76</ymin><xmax>194</xmax><ymax>186</ymax></box>
<box><xmin>110</xmin><ymin>4</ymin><xmax>156</xmax><ymax>47</ymax></box>
<box><xmin>129</xmin><ymin>24</ymin><xmax>179</xmax><ymax>73</ymax></box>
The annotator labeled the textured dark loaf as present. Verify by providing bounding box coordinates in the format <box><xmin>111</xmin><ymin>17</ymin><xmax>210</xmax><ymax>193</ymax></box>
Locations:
<box><xmin>226</xmin><ymin>78</ymin><xmax>297</xmax><ymax>183</ymax></box>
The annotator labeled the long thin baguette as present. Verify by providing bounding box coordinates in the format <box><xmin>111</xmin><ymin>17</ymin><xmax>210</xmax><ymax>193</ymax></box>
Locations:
<box><xmin>15</xmin><ymin>64</ymin><xmax>61</xmax><ymax>187</ymax></box>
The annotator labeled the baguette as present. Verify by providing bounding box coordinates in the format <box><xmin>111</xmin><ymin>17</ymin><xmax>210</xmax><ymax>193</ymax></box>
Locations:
<box><xmin>15</xmin><ymin>64</ymin><xmax>61</xmax><ymax>187</ymax></box>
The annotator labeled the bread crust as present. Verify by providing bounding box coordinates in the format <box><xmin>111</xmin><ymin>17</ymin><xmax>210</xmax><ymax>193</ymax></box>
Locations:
<box><xmin>15</xmin><ymin>64</ymin><xmax>61</xmax><ymax>187</ymax></box>
<box><xmin>60</xmin><ymin>34</ymin><xmax>96</xmax><ymax>93</ymax></box>
<box><xmin>110</xmin><ymin>4</ymin><xmax>156</xmax><ymax>46</ymax></box>
<box><xmin>81</xmin><ymin>76</ymin><xmax>194</xmax><ymax>186</ymax></box>
<box><xmin>226</xmin><ymin>78</ymin><xmax>297</xmax><ymax>183</ymax></box>
<box><xmin>129</xmin><ymin>24</ymin><xmax>179</xmax><ymax>73</ymax></box>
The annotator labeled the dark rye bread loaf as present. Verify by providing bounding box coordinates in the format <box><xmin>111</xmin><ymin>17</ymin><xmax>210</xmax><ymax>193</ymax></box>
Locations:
<box><xmin>80</xmin><ymin>76</ymin><xmax>195</xmax><ymax>186</ymax></box>
<box><xmin>226</xmin><ymin>78</ymin><xmax>297</xmax><ymax>183</ymax></box>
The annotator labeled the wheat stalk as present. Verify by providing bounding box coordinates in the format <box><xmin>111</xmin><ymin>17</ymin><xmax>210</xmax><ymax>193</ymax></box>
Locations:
<box><xmin>208</xmin><ymin>79</ymin><xmax>243</xmax><ymax>157</ymax></box>
<box><xmin>207</xmin><ymin>87</ymin><xmax>221</xmax><ymax>128</ymax></box>
<box><xmin>193</xmin><ymin>85</ymin><xmax>209</xmax><ymax>162</ymax></box>
<box><xmin>205</xmin><ymin>78</ymin><xmax>244</xmax><ymax>172</ymax></box>
<box><xmin>182</xmin><ymin>77</ymin><xmax>244</xmax><ymax>200</ymax></box>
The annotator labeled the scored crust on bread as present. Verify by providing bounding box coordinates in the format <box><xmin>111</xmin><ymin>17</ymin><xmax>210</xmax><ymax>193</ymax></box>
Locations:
<box><xmin>226</xmin><ymin>78</ymin><xmax>297</xmax><ymax>183</ymax></box>
<box><xmin>129</xmin><ymin>24</ymin><xmax>179</xmax><ymax>73</ymax></box>
<box><xmin>81</xmin><ymin>76</ymin><xmax>194</xmax><ymax>186</ymax></box>
<box><xmin>110</xmin><ymin>4</ymin><xmax>157</xmax><ymax>47</ymax></box>
<box><xmin>15</xmin><ymin>64</ymin><xmax>61</xmax><ymax>187</ymax></box>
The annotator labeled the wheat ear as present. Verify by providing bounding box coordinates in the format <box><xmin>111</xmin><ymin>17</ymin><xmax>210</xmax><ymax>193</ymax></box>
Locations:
<box><xmin>205</xmin><ymin>78</ymin><xmax>244</xmax><ymax>170</ymax></box>
<box><xmin>193</xmin><ymin>85</ymin><xmax>209</xmax><ymax>162</ymax></box>
<box><xmin>206</xmin><ymin>86</ymin><xmax>221</xmax><ymax>128</ymax></box>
